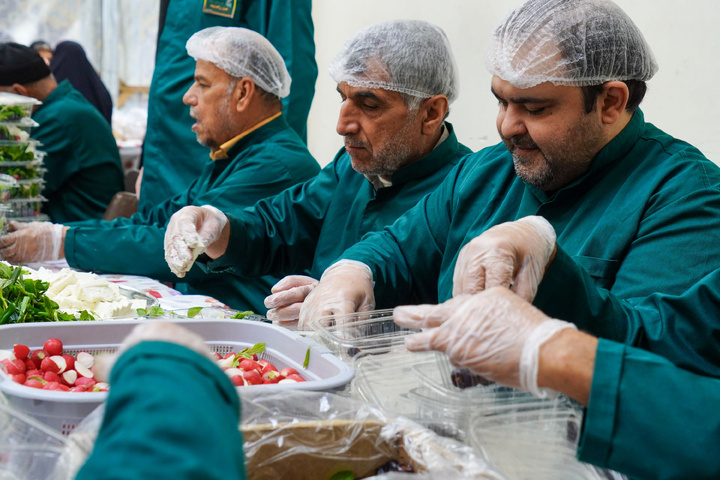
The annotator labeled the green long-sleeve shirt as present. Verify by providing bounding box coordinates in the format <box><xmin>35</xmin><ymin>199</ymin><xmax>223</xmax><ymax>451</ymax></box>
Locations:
<box><xmin>340</xmin><ymin>110</ymin><xmax>720</xmax><ymax>376</ymax></box>
<box><xmin>140</xmin><ymin>0</ymin><xmax>317</xmax><ymax>212</ymax></box>
<box><xmin>579</xmin><ymin>333</ymin><xmax>720</xmax><ymax>480</ymax></box>
<box><xmin>75</xmin><ymin>341</ymin><xmax>246</xmax><ymax>480</ymax></box>
<box><xmin>64</xmin><ymin>115</ymin><xmax>319</xmax><ymax>311</ymax></box>
<box><xmin>206</xmin><ymin>123</ymin><xmax>471</xmax><ymax>283</ymax></box>
<box><xmin>32</xmin><ymin>80</ymin><xmax>124</xmax><ymax>223</ymax></box>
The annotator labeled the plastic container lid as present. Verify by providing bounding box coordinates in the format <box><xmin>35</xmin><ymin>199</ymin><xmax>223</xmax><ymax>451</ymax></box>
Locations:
<box><xmin>0</xmin><ymin>91</ymin><xmax>42</xmax><ymax>107</ymax></box>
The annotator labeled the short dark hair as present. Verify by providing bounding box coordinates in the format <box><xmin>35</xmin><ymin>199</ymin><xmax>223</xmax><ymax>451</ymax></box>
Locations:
<box><xmin>580</xmin><ymin>80</ymin><xmax>648</xmax><ymax>114</ymax></box>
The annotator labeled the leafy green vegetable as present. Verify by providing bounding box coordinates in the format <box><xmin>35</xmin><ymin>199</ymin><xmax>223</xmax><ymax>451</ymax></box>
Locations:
<box><xmin>0</xmin><ymin>105</ymin><xmax>26</xmax><ymax>122</ymax></box>
<box><xmin>303</xmin><ymin>347</ymin><xmax>311</xmax><ymax>369</ymax></box>
<box><xmin>187</xmin><ymin>306</ymin><xmax>203</xmax><ymax>318</ymax></box>
<box><xmin>0</xmin><ymin>264</ymin><xmax>92</xmax><ymax>323</ymax></box>
<box><xmin>232</xmin><ymin>342</ymin><xmax>266</xmax><ymax>366</ymax></box>
<box><xmin>136</xmin><ymin>305</ymin><xmax>168</xmax><ymax>318</ymax></box>
<box><xmin>231</xmin><ymin>310</ymin><xmax>254</xmax><ymax>319</ymax></box>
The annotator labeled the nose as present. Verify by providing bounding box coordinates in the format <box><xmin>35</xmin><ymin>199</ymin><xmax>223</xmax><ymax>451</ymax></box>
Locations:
<box><xmin>183</xmin><ymin>84</ymin><xmax>197</xmax><ymax>106</ymax></box>
<box><xmin>497</xmin><ymin>105</ymin><xmax>527</xmax><ymax>139</ymax></box>
<box><xmin>336</xmin><ymin>102</ymin><xmax>359</xmax><ymax>136</ymax></box>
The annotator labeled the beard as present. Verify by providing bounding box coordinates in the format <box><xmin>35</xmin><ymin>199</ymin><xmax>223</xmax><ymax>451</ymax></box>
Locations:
<box><xmin>347</xmin><ymin>114</ymin><xmax>417</xmax><ymax>176</ymax></box>
<box><xmin>504</xmin><ymin>113</ymin><xmax>605</xmax><ymax>192</ymax></box>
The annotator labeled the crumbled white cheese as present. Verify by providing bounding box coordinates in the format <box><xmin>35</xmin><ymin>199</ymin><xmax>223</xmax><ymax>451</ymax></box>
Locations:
<box><xmin>24</xmin><ymin>267</ymin><xmax>146</xmax><ymax>320</ymax></box>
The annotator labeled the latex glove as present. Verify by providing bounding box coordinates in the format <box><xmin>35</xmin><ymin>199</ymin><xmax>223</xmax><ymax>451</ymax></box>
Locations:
<box><xmin>298</xmin><ymin>260</ymin><xmax>375</xmax><ymax>330</ymax></box>
<box><xmin>265</xmin><ymin>275</ymin><xmax>319</xmax><ymax>326</ymax></box>
<box><xmin>0</xmin><ymin>221</ymin><xmax>64</xmax><ymax>263</ymax></box>
<box><xmin>394</xmin><ymin>287</ymin><xmax>576</xmax><ymax>398</ymax></box>
<box><xmin>95</xmin><ymin>321</ymin><xmax>216</xmax><ymax>382</ymax></box>
<box><xmin>452</xmin><ymin>215</ymin><xmax>556</xmax><ymax>302</ymax></box>
<box><xmin>164</xmin><ymin>205</ymin><xmax>227</xmax><ymax>278</ymax></box>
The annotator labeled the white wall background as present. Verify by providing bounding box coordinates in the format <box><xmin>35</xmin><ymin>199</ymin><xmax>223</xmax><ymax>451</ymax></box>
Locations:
<box><xmin>307</xmin><ymin>0</ymin><xmax>720</xmax><ymax>167</ymax></box>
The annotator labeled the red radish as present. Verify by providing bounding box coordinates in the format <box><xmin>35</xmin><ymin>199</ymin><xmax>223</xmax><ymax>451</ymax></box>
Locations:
<box><xmin>0</xmin><ymin>350</ymin><xmax>14</xmax><ymax>362</ymax></box>
<box><xmin>62</xmin><ymin>369</ymin><xmax>78</xmax><ymax>386</ymax></box>
<box><xmin>43</xmin><ymin>338</ymin><xmax>63</xmax><ymax>357</ymax></box>
<box><xmin>257</xmin><ymin>359</ymin><xmax>269</xmax><ymax>367</ymax></box>
<box><xmin>13</xmin><ymin>344</ymin><xmax>30</xmax><ymax>360</ymax></box>
<box><xmin>75</xmin><ymin>362</ymin><xmax>94</xmax><ymax>379</ymax></box>
<box><xmin>223</xmin><ymin>352</ymin><xmax>235</xmax><ymax>360</ymax></box>
<box><xmin>243</xmin><ymin>370</ymin><xmax>262</xmax><ymax>385</ymax></box>
<box><xmin>224</xmin><ymin>367</ymin><xmax>246</xmax><ymax>386</ymax></box>
<box><xmin>74</xmin><ymin>377</ymin><xmax>96</xmax><ymax>388</ymax></box>
<box><xmin>238</xmin><ymin>358</ymin><xmax>259</xmax><ymax>372</ymax></box>
<box><xmin>212</xmin><ymin>352</ymin><xmax>222</xmax><ymax>361</ymax></box>
<box><xmin>6</xmin><ymin>359</ymin><xmax>26</xmax><ymax>375</ymax></box>
<box><xmin>24</xmin><ymin>379</ymin><xmax>44</xmax><ymax>389</ymax></box>
<box><xmin>24</xmin><ymin>358</ymin><xmax>35</xmax><ymax>371</ymax></box>
<box><xmin>279</xmin><ymin>367</ymin><xmax>298</xmax><ymax>378</ymax></box>
<box><xmin>62</xmin><ymin>354</ymin><xmax>75</xmax><ymax>371</ymax></box>
<box><xmin>30</xmin><ymin>349</ymin><xmax>47</xmax><ymax>369</ymax></box>
<box><xmin>262</xmin><ymin>371</ymin><xmax>280</xmax><ymax>384</ymax></box>
<box><xmin>25</xmin><ymin>369</ymin><xmax>41</xmax><ymax>378</ymax></box>
<box><xmin>261</xmin><ymin>362</ymin><xmax>278</xmax><ymax>375</ymax></box>
<box><xmin>41</xmin><ymin>356</ymin><xmax>67</xmax><ymax>374</ymax></box>
<box><xmin>287</xmin><ymin>373</ymin><xmax>306</xmax><ymax>382</ymax></box>
<box><xmin>10</xmin><ymin>373</ymin><xmax>26</xmax><ymax>384</ymax></box>
<box><xmin>69</xmin><ymin>386</ymin><xmax>86</xmax><ymax>392</ymax></box>
<box><xmin>0</xmin><ymin>359</ymin><xmax>10</xmax><ymax>369</ymax></box>
<box><xmin>43</xmin><ymin>371</ymin><xmax>61</xmax><ymax>383</ymax></box>
<box><xmin>76</xmin><ymin>352</ymin><xmax>94</xmax><ymax>369</ymax></box>
<box><xmin>217</xmin><ymin>355</ymin><xmax>235</xmax><ymax>370</ymax></box>
<box><xmin>278</xmin><ymin>378</ymin><xmax>297</xmax><ymax>384</ymax></box>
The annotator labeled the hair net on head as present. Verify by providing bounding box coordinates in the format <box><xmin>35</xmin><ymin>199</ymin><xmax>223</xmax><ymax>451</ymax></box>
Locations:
<box><xmin>486</xmin><ymin>0</ymin><xmax>658</xmax><ymax>89</ymax></box>
<box><xmin>186</xmin><ymin>26</ymin><xmax>291</xmax><ymax>98</ymax></box>
<box><xmin>329</xmin><ymin>20</ymin><xmax>458</xmax><ymax>105</ymax></box>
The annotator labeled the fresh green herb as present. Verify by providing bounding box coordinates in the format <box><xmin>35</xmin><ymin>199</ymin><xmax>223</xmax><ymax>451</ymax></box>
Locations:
<box><xmin>0</xmin><ymin>105</ymin><xmax>26</xmax><ymax>122</ymax></box>
<box><xmin>231</xmin><ymin>310</ymin><xmax>254</xmax><ymax>319</ymax></box>
<box><xmin>232</xmin><ymin>342</ymin><xmax>266</xmax><ymax>366</ymax></box>
<box><xmin>0</xmin><ymin>264</ymin><xmax>82</xmax><ymax>323</ymax></box>
<box><xmin>187</xmin><ymin>306</ymin><xmax>203</xmax><ymax>318</ymax></box>
<box><xmin>136</xmin><ymin>305</ymin><xmax>168</xmax><ymax>318</ymax></box>
<box><xmin>303</xmin><ymin>347</ymin><xmax>311</xmax><ymax>369</ymax></box>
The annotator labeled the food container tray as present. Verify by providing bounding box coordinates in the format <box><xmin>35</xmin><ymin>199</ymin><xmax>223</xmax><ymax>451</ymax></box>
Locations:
<box><xmin>311</xmin><ymin>309</ymin><xmax>419</xmax><ymax>362</ymax></box>
<box><xmin>5</xmin><ymin>196</ymin><xmax>46</xmax><ymax>218</ymax></box>
<box><xmin>9</xmin><ymin>178</ymin><xmax>44</xmax><ymax>199</ymax></box>
<box><xmin>0</xmin><ymin>92</ymin><xmax>41</xmax><ymax>121</ymax></box>
<box><xmin>0</xmin><ymin>319</ymin><xmax>354</xmax><ymax>435</ymax></box>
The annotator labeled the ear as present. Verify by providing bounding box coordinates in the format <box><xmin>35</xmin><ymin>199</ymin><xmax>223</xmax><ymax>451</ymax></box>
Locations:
<box><xmin>9</xmin><ymin>84</ymin><xmax>29</xmax><ymax>96</ymax></box>
<box><xmin>419</xmin><ymin>95</ymin><xmax>449</xmax><ymax>135</ymax></box>
<box><xmin>234</xmin><ymin>78</ymin><xmax>255</xmax><ymax>113</ymax></box>
<box><xmin>599</xmin><ymin>81</ymin><xmax>629</xmax><ymax>125</ymax></box>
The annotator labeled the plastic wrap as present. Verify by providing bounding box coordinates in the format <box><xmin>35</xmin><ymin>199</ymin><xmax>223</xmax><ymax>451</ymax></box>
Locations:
<box><xmin>239</xmin><ymin>389</ymin><xmax>505</xmax><ymax>480</ymax></box>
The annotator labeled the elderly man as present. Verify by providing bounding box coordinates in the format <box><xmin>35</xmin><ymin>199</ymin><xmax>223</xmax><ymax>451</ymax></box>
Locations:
<box><xmin>285</xmin><ymin>0</ymin><xmax>720</xmax><ymax>379</ymax></box>
<box><xmin>164</xmin><ymin>20</ymin><xmax>471</xmax><ymax>318</ymax></box>
<box><xmin>0</xmin><ymin>42</ymin><xmax>124</xmax><ymax>222</ymax></box>
<box><xmin>0</xmin><ymin>27</ymin><xmax>319</xmax><ymax>310</ymax></box>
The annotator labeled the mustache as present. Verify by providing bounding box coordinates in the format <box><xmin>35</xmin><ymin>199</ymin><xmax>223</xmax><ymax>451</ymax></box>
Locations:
<box><xmin>344</xmin><ymin>136</ymin><xmax>367</xmax><ymax>149</ymax></box>
<box><xmin>505</xmin><ymin>134</ymin><xmax>538</xmax><ymax>150</ymax></box>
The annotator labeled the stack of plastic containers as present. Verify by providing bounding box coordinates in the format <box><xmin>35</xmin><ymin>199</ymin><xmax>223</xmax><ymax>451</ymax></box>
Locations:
<box><xmin>0</xmin><ymin>92</ymin><xmax>48</xmax><ymax>223</ymax></box>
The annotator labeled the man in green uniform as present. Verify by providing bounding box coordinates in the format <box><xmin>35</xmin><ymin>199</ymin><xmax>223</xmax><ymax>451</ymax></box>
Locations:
<box><xmin>280</xmin><ymin>0</ymin><xmax>720</xmax><ymax>378</ymax></box>
<box><xmin>76</xmin><ymin>321</ymin><xmax>247</xmax><ymax>480</ymax></box>
<box><xmin>0</xmin><ymin>43</ymin><xmax>124</xmax><ymax>223</ymax></box>
<box><xmin>163</xmin><ymin>20</ymin><xmax>471</xmax><ymax>319</ymax></box>
<box><xmin>139</xmin><ymin>0</ymin><xmax>317</xmax><ymax>213</ymax></box>
<box><xmin>0</xmin><ymin>27</ymin><xmax>319</xmax><ymax>311</ymax></box>
<box><xmin>393</xmin><ymin>231</ymin><xmax>720</xmax><ymax>480</ymax></box>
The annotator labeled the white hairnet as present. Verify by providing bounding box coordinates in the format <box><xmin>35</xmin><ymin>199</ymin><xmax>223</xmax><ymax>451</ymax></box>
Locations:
<box><xmin>186</xmin><ymin>26</ymin><xmax>291</xmax><ymax>98</ymax></box>
<box><xmin>329</xmin><ymin>20</ymin><xmax>458</xmax><ymax>104</ymax></box>
<box><xmin>486</xmin><ymin>0</ymin><xmax>658</xmax><ymax>88</ymax></box>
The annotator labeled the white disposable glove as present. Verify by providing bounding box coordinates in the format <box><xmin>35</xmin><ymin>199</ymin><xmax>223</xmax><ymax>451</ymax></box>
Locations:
<box><xmin>164</xmin><ymin>205</ymin><xmax>227</xmax><ymax>278</ymax></box>
<box><xmin>393</xmin><ymin>287</ymin><xmax>576</xmax><ymax>398</ymax></box>
<box><xmin>0</xmin><ymin>221</ymin><xmax>64</xmax><ymax>263</ymax></box>
<box><xmin>264</xmin><ymin>275</ymin><xmax>319</xmax><ymax>326</ymax></box>
<box><xmin>452</xmin><ymin>215</ymin><xmax>556</xmax><ymax>302</ymax></box>
<box><xmin>298</xmin><ymin>260</ymin><xmax>375</xmax><ymax>330</ymax></box>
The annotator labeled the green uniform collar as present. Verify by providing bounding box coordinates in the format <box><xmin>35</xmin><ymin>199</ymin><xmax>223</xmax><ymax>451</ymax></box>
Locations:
<box><xmin>223</xmin><ymin>114</ymin><xmax>292</xmax><ymax>160</ymax></box>
<box><xmin>36</xmin><ymin>79</ymin><xmax>73</xmax><ymax>113</ymax></box>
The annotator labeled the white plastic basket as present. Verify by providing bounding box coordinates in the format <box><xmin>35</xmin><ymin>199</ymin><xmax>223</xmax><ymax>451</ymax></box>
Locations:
<box><xmin>0</xmin><ymin>319</ymin><xmax>354</xmax><ymax>435</ymax></box>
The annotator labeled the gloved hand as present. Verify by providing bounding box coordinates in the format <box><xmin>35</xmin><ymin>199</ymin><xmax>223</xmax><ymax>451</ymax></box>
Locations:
<box><xmin>298</xmin><ymin>260</ymin><xmax>375</xmax><ymax>330</ymax></box>
<box><xmin>164</xmin><ymin>205</ymin><xmax>228</xmax><ymax>278</ymax></box>
<box><xmin>95</xmin><ymin>321</ymin><xmax>216</xmax><ymax>382</ymax></box>
<box><xmin>0</xmin><ymin>221</ymin><xmax>65</xmax><ymax>263</ymax></box>
<box><xmin>452</xmin><ymin>215</ymin><xmax>557</xmax><ymax>302</ymax></box>
<box><xmin>394</xmin><ymin>287</ymin><xmax>576</xmax><ymax>398</ymax></box>
<box><xmin>265</xmin><ymin>275</ymin><xmax>319</xmax><ymax>326</ymax></box>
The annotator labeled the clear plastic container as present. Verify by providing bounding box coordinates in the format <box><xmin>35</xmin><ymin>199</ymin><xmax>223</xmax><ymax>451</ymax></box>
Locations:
<box><xmin>311</xmin><ymin>309</ymin><xmax>418</xmax><ymax>362</ymax></box>
<box><xmin>5</xmin><ymin>196</ymin><xmax>47</xmax><ymax>219</ymax></box>
<box><xmin>0</xmin><ymin>139</ymin><xmax>40</xmax><ymax>163</ymax></box>
<box><xmin>9</xmin><ymin>178</ymin><xmax>45</xmax><ymax>199</ymax></box>
<box><xmin>0</xmin><ymin>92</ymin><xmax>41</xmax><ymax>121</ymax></box>
<box><xmin>0</xmin><ymin>121</ymin><xmax>36</xmax><ymax>142</ymax></box>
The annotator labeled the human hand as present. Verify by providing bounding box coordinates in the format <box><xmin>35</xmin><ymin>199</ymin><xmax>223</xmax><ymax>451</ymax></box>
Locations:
<box><xmin>394</xmin><ymin>287</ymin><xmax>576</xmax><ymax>398</ymax></box>
<box><xmin>298</xmin><ymin>260</ymin><xmax>375</xmax><ymax>330</ymax></box>
<box><xmin>0</xmin><ymin>221</ymin><xmax>65</xmax><ymax>263</ymax></box>
<box><xmin>452</xmin><ymin>215</ymin><xmax>557</xmax><ymax>301</ymax></box>
<box><xmin>164</xmin><ymin>205</ymin><xmax>228</xmax><ymax>278</ymax></box>
<box><xmin>264</xmin><ymin>275</ymin><xmax>319</xmax><ymax>327</ymax></box>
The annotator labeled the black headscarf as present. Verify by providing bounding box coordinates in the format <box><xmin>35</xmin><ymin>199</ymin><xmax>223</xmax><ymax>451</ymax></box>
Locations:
<box><xmin>50</xmin><ymin>41</ymin><xmax>113</xmax><ymax>124</ymax></box>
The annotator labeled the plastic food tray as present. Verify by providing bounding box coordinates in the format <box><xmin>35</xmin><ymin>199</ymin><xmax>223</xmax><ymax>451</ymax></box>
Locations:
<box><xmin>0</xmin><ymin>92</ymin><xmax>41</xmax><ymax>121</ymax></box>
<box><xmin>0</xmin><ymin>319</ymin><xmax>354</xmax><ymax>435</ymax></box>
<box><xmin>311</xmin><ymin>309</ymin><xmax>419</xmax><ymax>362</ymax></box>
<box><xmin>5</xmin><ymin>196</ymin><xmax>46</xmax><ymax>219</ymax></box>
